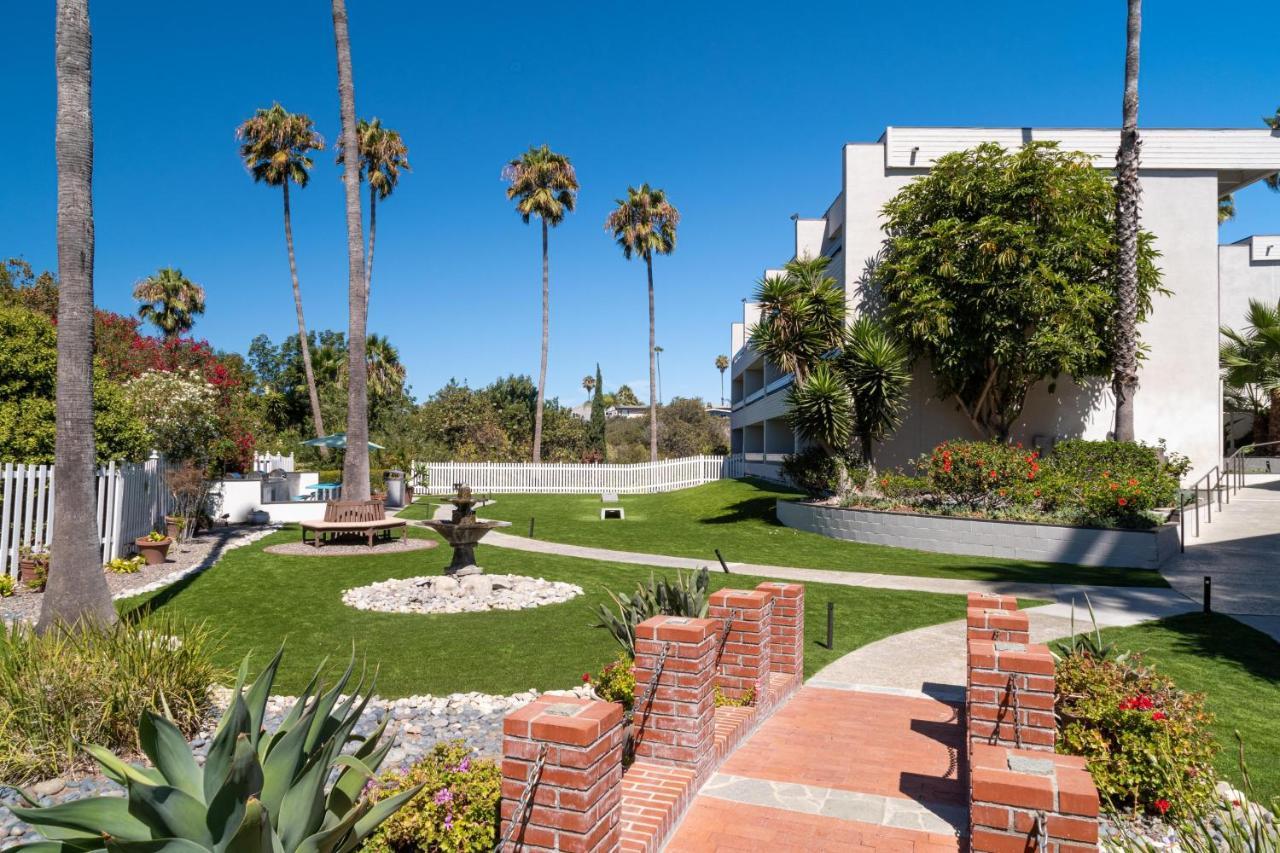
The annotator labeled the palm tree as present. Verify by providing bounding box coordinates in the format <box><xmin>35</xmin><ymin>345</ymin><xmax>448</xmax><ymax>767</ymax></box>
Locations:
<box><xmin>582</xmin><ymin>373</ymin><xmax>596</xmax><ymax>401</ymax></box>
<box><xmin>605</xmin><ymin>184</ymin><xmax>679</xmax><ymax>462</ymax></box>
<box><xmin>133</xmin><ymin>267</ymin><xmax>205</xmax><ymax>341</ymax></box>
<box><xmin>504</xmin><ymin>145</ymin><xmax>579</xmax><ymax>463</ymax></box>
<box><xmin>1221</xmin><ymin>299</ymin><xmax>1280</xmax><ymax>445</ymax></box>
<box><xmin>336</xmin><ymin>117</ymin><xmax>409</xmax><ymax>305</ymax></box>
<box><xmin>1112</xmin><ymin>0</ymin><xmax>1143</xmax><ymax>442</ymax></box>
<box><xmin>748</xmin><ymin>257</ymin><xmax>845</xmax><ymax>383</ymax></box>
<box><xmin>838</xmin><ymin>318</ymin><xmax>912</xmax><ymax>470</ymax></box>
<box><xmin>365</xmin><ymin>333</ymin><xmax>406</xmax><ymax>399</ymax></box>
<box><xmin>715</xmin><ymin>354</ymin><xmax>729</xmax><ymax>406</ymax></box>
<box><xmin>332</xmin><ymin>0</ymin><xmax>371</xmax><ymax>501</ymax></box>
<box><xmin>236</xmin><ymin>104</ymin><xmax>328</xmax><ymax>449</ymax></box>
<box><xmin>39</xmin><ymin>0</ymin><xmax>117</xmax><ymax>631</ymax></box>
<box><xmin>653</xmin><ymin>346</ymin><xmax>664</xmax><ymax>405</ymax></box>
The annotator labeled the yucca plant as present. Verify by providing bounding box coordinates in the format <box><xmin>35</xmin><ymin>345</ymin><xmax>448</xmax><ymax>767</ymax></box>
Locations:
<box><xmin>7</xmin><ymin>649</ymin><xmax>421</xmax><ymax>853</ymax></box>
<box><xmin>1051</xmin><ymin>594</ymin><xmax>1129</xmax><ymax>664</ymax></box>
<box><xmin>592</xmin><ymin>568</ymin><xmax>711</xmax><ymax>656</ymax></box>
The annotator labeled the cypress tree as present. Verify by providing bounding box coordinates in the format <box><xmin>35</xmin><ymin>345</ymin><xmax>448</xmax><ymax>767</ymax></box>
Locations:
<box><xmin>590</xmin><ymin>363</ymin><xmax>607</xmax><ymax>459</ymax></box>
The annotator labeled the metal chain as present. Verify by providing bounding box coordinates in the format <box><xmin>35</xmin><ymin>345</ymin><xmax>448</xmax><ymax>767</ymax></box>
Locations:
<box><xmin>635</xmin><ymin>641</ymin><xmax>671</xmax><ymax>712</ymax></box>
<box><xmin>494</xmin><ymin>742</ymin><xmax>549</xmax><ymax>852</ymax></box>
<box><xmin>715</xmin><ymin>608</ymin><xmax>742</xmax><ymax>663</ymax></box>
<box><xmin>1009</xmin><ymin>674</ymin><xmax>1023</xmax><ymax>749</ymax></box>
<box><xmin>1033</xmin><ymin>810</ymin><xmax>1048</xmax><ymax>852</ymax></box>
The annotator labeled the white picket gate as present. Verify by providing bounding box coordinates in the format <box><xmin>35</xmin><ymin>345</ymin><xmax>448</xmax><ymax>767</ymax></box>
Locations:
<box><xmin>413</xmin><ymin>455</ymin><xmax>744</xmax><ymax>495</ymax></box>
<box><xmin>0</xmin><ymin>456</ymin><xmax>173</xmax><ymax>578</ymax></box>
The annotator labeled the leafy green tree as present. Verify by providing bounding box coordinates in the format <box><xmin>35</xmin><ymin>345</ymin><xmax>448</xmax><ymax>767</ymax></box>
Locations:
<box><xmin>0</xmin><ymin>259</ymin><xmax>59</xmax><ymax>316</ymax></box>
<box><xmin>505</xmin><ymin>145</ymin><xmax>579</xmax><ymax>463</ymax></box>
<box><xmin>606</xmin><ymin>184</ymin><xmax>679</xmax><ymax>462</ymax></box>
<box><xmin>1112</xmin><ymin>0</ymin><xmax>1144</xmax><ymax>440</ymax></box>
<box><xmin>335</xmin><ymin>117</ymin><xmax>409</xmax><ymax>301</ymax></box>
<box><xmin>1221</xmin><ymin>299</ymin><xmax>1280</xmax><ymax>445</ymax></box>
<box><xmin>236</xmin><ymin>103</ymin><xmax>328</xmax><ymax>447</ymax></box>
<box><xmin>132</xmin><ymin>267</ymin><xmax>205</xmax><ymax>341</ymax></box>
<box><xmin>877</xmin><ymin>141</ymin><xmax>1163</xmax><ymax>439</ymax></box>
<box><xmin>590</xmin><ymin>364</ymin><xmax>606</xmax><ymax>458</ymax></box>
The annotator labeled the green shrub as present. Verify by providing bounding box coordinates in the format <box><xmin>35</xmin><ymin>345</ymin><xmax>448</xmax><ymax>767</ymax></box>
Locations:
<box><xmin>920</xmin><ymin>440</ymin><xmax>1040</xmax><ymax>510</ymax></box>
<box><xmin>317</xmin><ymin>469</ymin><xmax>343</xmax><ymax>484</ymax></box>
<box><xmin>362</xmin><ymin>741</ymin><xmax>502</xmax><ymax>853</ymax></box>
<box><xmin>780</xmin><ymin>447</ymin><xmax>843</xmax><ymax>498</ymax></box>
<box><xmin>592</xmin><ymin>568</ymin><xmax>711</xmax><ymax>657</ymax></box>
<box><xmin>0</xmin><ymin>574</ymin><xmax>14</xmax><ymax>597</ymax></box>
<box><xmin>104</xmin><ymin>555</ymin><xmax>146</xmax><ymax>574</ymax></box>
<box><xmin>1047</xmin><ymin>438</ymin><xmax>1182</xmax><ymax>508</ymax></box>
<box><xmin>10</xmin><ymin>648</ymin><xmax>420</xmax><ymax>853</ymax></box>
<box><xmin>0</xmin><ymin>615</ymin><xmax>221</xmax><ymax>784</ymax></box>
<box><xmin>875</xmin><ymin>469</ymin><xmax>928</xmax><ymax>499</ymax></box>
<box><xmin>588</xmin><ymin>651</ymin><xmax>636</xmax><ymax>711</ymax></box>
<box><xmin>1056</xmin><ymin>651</ymin><xmax>1218</xmax><ymax>816</ymax></box>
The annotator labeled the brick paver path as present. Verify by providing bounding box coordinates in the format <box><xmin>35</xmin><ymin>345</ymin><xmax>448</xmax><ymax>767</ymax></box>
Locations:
<box><xmin>665</xmin><ymin>686</ymin><xmax>966</xmax><ymax>852</ymax></box>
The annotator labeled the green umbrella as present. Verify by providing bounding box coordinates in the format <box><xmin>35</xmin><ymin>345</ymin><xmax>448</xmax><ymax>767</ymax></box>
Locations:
<box><xmin>301</xmin><ymin>433</ymin><xmax>385</xmax><ymax>450</ymax></box>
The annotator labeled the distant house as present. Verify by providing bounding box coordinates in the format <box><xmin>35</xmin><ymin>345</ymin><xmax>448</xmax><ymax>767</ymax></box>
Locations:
<box><xmin>727</xmin><ymin>126</ymin><xmax>1280</xmax><ymax>483</ymax></box>
<box><xmin>568</xmin><ymin>402</ymin><xmax>650</xmax><ymax>421</ymax></box>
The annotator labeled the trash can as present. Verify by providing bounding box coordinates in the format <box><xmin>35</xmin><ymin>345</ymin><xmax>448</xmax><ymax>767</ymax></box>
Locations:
<box><xmin>384</xmin><ymin>470</ymin><xmax>405</xmax><ymax>508</ymax></box>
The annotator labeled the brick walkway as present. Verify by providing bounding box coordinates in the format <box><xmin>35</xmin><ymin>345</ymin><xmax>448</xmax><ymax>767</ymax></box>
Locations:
<box><xmin>665</xmin><ymin>686</ymin><xmax>966</xmax><ymax>852</ymax></box>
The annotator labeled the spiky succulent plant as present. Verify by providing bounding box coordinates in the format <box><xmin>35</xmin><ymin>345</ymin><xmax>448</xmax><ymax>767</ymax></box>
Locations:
<box><xmin>8</xmin><ymin>649</ymin><xmax>420</xmax><ymax>853</ymax></box>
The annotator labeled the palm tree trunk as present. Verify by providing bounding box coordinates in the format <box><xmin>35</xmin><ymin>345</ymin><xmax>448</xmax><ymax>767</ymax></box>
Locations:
<box><xmin>1112</xmin><ymin>0</ymin><xmax>1142</xmax><ymax>442</ymax></box>
<box><xmin>720</xmin><ymin>370</ymin><xmax>725</xmax><ymax>406</ymax></box>
<box><xmin>282</xmin><ymin>181</ymin><xmax>327</xmax><ymax>455</ymax></box>
<box><xmin>39</xmin><ymin>0</ymin><xmax>116</xmax><ymax>632</ymax></box>
<box><xmin>532</xmin><ymin>218</ymin><xmax>549</xmax><ymax>463</ymax></box>
<box><xmin>647</xmin><ymin>254</ymin><xmax>658</xmax><ymax>463</ymax></box>
<box><xmin>1269</xmin><ymin>387</ymin><xmax>1280</xmax><ymax>446</ymax></box>
<box><xmin>365</xmin><ymin>184</ymin><xmax>376</xmax><ymax>310</ymax></box>
<box><xmin>332</xmin><ymin>0</ymin><xmax>370</xmax><ymax>501</ymax></box>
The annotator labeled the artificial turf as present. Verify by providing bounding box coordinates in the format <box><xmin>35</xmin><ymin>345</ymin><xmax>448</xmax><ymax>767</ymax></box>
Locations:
<box><xmin>119</xmin><ymin>526</ymin><xmax>971</xmax><ymax>697</ymax></box>
<box><xmin>401</xmin><ymin>478</ymin><xmax>1168</xmax><ymax>587</ymax></box>
<box><xmin>1097</xmin><ymin>613</ymin><xmax>1280</xmax><ymax>803</ymax></box>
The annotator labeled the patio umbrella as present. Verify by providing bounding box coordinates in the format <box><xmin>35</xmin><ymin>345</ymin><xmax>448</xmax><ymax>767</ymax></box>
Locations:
<box><xmin>301</xmin><ymin>433</ymin><xmax>385</xmax><ymax>450</ymax></box>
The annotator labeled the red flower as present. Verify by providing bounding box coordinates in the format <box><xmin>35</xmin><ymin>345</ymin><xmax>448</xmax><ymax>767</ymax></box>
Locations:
<box><xmin>1127</xmin><ymin>478</ymin><xmax>1138</xmax><ymax>487</ymax></box>
<box><xmin>1110</xmin><ymin>482</ymin><xmax>1119</xmax><ymax>491</ymax></box>
<box><xmin>989</xmin><ymin>470</ymin><xmax>998</xmax><ymax>480</ymax></box>
<box><xmin>1151</xmin><ymin>711</ymin><xmax>1167</xmax><ymax>721</ymax></box>
<box><xmin>1117</xmin><ymin>498</ymin><xmax>1128</xmax><ymax>507</ymax></box>
<box><xmin>582</xmin><ymin>673</ymin><xmax>591</xmax><ymax>683</ymax></box>
<box><xmin>1154</xmin><ymin>799</ymin><xmax>1170</xmax><ymax>816</ymax></box>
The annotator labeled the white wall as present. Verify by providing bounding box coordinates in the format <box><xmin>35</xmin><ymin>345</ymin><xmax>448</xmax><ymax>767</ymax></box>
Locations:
<box><xmin>1220</xmin><ymin>238</ymin><xmax>1280</xmax><ymax>332</ymax></box>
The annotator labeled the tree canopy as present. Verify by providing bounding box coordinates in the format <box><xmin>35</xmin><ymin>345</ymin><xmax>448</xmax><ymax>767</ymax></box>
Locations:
<box><xmin>876</xmin><ymin>141</ymin><xmax>1164</xmax><ymax>438</ymax></box>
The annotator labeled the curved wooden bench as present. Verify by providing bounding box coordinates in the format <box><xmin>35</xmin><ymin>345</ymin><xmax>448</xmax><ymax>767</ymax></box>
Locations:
<box><xmin>300</xmin><ymin>500</ymin><xmax>407</xmax><ymax>547</ymax></box>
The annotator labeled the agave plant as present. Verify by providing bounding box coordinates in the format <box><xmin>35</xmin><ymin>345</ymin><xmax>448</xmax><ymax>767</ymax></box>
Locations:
<box><xmin>8</xmin><ymin>649</ymin><xmax>420</xmax><ymax>853</ymax></box>
<box><xmin>592</xmin><ymin>568</ymin><xmax>711</xmax><ymax>656</ymax></box>
<box><xmin>1051</xmin><ymin>593</ymin><xmax>1129</xmax><ymax>664</ymax></box>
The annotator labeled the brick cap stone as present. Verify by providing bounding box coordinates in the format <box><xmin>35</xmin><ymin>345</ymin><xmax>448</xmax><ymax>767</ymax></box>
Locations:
<box><xmin>502</xmin><ymin>695</ymin><xmax>623</xmax><ymax>744</ymax></box>
<box><xmin>635</xmin><ymin>615</ymin><xmax>718</xmax><ymax>643</ymax></box>
<box><xmin>708</xmin><ymin>588</ymin><xmax>773</xmax><ymax>608</ymax></box>
<box><xmin>756</xmin><ymin>582</ymin><xmax>803</xmax><ymax>598</ymax></box>
<box><xmin>968</xmin><ymin>592</ymin><xmax>1018</xmax><ymax>611</ymax></box>
<box><xmin>971</xmin><ymin>743</ymin><xmax>1100</xmax><ymax>818</ymax></box>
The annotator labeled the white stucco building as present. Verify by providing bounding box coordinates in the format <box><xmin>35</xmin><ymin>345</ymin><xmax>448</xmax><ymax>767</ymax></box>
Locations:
<box><xmin>728</xmin><ymin>127</ymin><xmax>1280</xmax><ymax>482</ymax></box>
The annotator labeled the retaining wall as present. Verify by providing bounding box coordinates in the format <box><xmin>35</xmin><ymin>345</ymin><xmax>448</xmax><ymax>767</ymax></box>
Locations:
<box><xmin>776</xmin><ymin>499</ymin><xmax>1179</xmax><ymax>569</ymax></box>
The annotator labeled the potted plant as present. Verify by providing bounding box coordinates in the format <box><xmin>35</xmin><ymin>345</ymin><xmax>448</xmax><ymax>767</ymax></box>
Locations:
<box><xmin>17</xmin><ymin>545</ymin><xmax>49</xmax><ymax>591</ymax></box>
<box><xmin>165</xmin><ymin>514</ymin><xmax>186</xmax><ymax>541</ymax></box>
<box><xmin>135</xmin><ymin>530</ymin><xmax>172</xmax><ymax>565</ymax></box>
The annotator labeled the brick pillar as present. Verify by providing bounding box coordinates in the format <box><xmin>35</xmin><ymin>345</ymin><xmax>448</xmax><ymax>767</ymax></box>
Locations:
<box><xmin>755</xmin><ymin>582</ymin><xmax>804</xmax><ymax>676</ymax></box>
<box><xmin>967</xmin><ymin>598</ymin><xmax>1030</xmax><ymax>645</ymax></box>
<box><xmin>706</xmin><ymin>588</ymin><xmax>773</xmax><ymax>702</ymax></box>
<box><xmin>500</xmin><ymin>696</ymin><xmax>625</xmax><ymax>852</ymax></box>
<box><xmin>970</xmin><ymin>743</ymin><xmax>1099</xmax><ymax>853</ymax></box>
<box><xmin>631</xmin><ymin>615</ymin><xmax>717</xmax><ymax>768</ymax></box>
<box><xmin>967</xmin><ymin>638</ymin><xmax>1056</xmax><ymax>752</ymax></box>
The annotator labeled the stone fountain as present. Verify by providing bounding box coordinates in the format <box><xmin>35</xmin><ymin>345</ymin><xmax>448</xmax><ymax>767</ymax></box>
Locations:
<box><xmin>420</xmin><ymin>484</ymin><xmax>511</xmax><ymax>576</ymax></box>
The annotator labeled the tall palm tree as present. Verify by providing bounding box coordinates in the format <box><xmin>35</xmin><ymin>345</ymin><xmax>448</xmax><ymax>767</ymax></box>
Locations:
<box><xmin>504</xmin><ymin>145</ymin><xmax>579</xmax><ymax>463</ymax></box>
<box><xmin>332</xmin><ymin>0</ymin><xmax>371</xmax><ymax>501</ymax></box>
<box><xmin>582</xmin><ymin>373</ymin><xmax>595</xmax><ymax>401</ymax></box>
<box><xmin>1221</xmin><ymin>299</ymin><xmax>1280</xmax><ymax>445</ymax></box>
<box><xmin>133</xmin><ymin>266</ymin><xmax>205</xmax><ymax>341</ymax></box>
<box><xmin>654</xmin><ymin>346</ymin><xmax>664</xmax><ymax>405</ymax></box>
<box><xmin>39</xmin><ymin>0</ymin><xmax>116</xmax><ymax>632</ymax></box>
<box><xmin>605</xmin><ymin>184</ymin><xmax>679</xmax><ymax>462</ymax></box>
<box><xmin>715</xmin><ymin>354</ymin><xmax>729</xmax><ymax>406</ymax></box>
<box><xmin>365</xmin><ymin>333</ymin><xmax>406</xmax><ymax>399</ymax></box>
<box><xmin>336</xmin><ymin>117</ymin><xmax>409</xmax><ymax>305</ymax></box>
<box><xmin>236</xmin><ymin>104</ymin><xmax>328</xmax><ymax>449</ymax></box>
<box><xmin>1112</xmin><ymin>0</ymin><xmax>1143</xmax><ymax>442</ymax></box>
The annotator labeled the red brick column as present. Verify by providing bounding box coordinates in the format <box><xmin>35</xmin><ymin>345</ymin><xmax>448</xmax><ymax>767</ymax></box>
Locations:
<box><xmin>967</xmin><ymin>594</ymin><xmax>1030</xmax><ymax>645</ymax></box>
<box><xmin>706</xmin><ymin>588</ymin><xmax>773</xmax><ymax>702</ymax></box>
<box><xmin>631</xmin><ymin>616</ymin><xmax>717</xmax><ymax>768</ymax></box>
<box><xmin>970</xmin><ymin>743</ymin><xmax>1099</xmax><ymax>853</ymax></box>
<box><xmin>500</xmin><ymin>696</ymin><xmax>625</xmax><ymax>852</ymax></box>
<box><xmin>755</xmin><ymin>582</ymin><xmax>804</xmax><ymax>676</ymax></box>
<box><xmin>967</xmin><ymin>638</ymin><xmax>1056</xmax><ymax>751</ymax></box>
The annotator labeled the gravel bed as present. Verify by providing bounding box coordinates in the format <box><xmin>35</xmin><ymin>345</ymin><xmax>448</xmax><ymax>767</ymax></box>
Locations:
<box><xmin>343</xmin><ymin>573</ymin><xmax>584</xmax><ymax>614</ymax></box>
<box><xmin>0</xmin><ymin>684</ymin><xmax>591</xmax><ymax>847</ymax></box>
<box><xmin>1</xmin><ymin>524</ymin><xmax>280</xmax><ymax>627</ymax></box>
<box><xmin>263</xmin><ymin>538</ymin><xmax>437</xmax><ymax>557</ymax></box>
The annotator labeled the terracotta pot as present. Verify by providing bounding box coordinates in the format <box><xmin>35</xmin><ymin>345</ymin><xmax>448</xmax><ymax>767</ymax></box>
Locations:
<box><xmin>18</xmin><ymin>558</ymin><xmax>47</xmax><ymax>590</ymax></box>
<box><xmin>165</xmin><ymin>516</ymin><xmax>185</xmax><ymax>540</ymax></box>
<box><xmin>135</xmin><ymin>537</ymin><xmax>172</xmax><ymax>566</ymax></box>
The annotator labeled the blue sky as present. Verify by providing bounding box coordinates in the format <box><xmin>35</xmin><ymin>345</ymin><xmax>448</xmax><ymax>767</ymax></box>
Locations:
<box><xmin>2</xmin><ymin>1</ymin><xmax>1277</xmax><ymax>407</ymax></box>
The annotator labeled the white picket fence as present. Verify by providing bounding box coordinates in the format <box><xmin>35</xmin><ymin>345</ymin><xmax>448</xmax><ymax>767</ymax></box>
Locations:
<box><xmin>0</xmin><ymin>457</ymin><xmax>173</xmax><ymax>578</ymax></box>
<box><xmin>253</xmin><ymin>452</ymin><xmax>294</xmax><ymax>473</ymax></box>
<box><xmin>413</xmin><ymin>455</ymin><xmax>744</xmax><ymax>495</ymax></box>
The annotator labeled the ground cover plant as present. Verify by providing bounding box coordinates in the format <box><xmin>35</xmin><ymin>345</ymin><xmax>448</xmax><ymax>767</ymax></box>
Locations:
<box><xmin>402</xmin><ymin>478</ymin><xmax>1168</xmax><ymax>587</ymax></box>
<box><xmin>118</xmin><ymin>526</ymin><xmax>970</xmax><ymax>697</ymax></box>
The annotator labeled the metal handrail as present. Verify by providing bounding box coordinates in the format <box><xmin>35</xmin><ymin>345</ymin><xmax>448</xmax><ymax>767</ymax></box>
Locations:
<box><xmin>1180</xmin><ymin>440</ymin><xmax>1280</xmax><ymax>552</ymax></box>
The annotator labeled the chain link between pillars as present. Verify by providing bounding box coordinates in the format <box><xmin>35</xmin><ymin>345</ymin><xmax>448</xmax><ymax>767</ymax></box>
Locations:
<box><xmin>494</xmin><ymin>741</ymin><xmax>549</xmax><ymax>852</ymax></box>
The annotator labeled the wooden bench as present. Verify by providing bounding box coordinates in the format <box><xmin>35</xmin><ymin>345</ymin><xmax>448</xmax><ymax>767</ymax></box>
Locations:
<box><xmin>300</xmin><ymin>500</ymin><xmax>407</xmax><ymax>547</ymax></box>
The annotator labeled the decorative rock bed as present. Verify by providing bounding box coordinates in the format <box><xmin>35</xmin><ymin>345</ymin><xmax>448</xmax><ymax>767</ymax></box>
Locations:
<box><xmin>342</xmin><ymin>573</ymin><xmax>584</xmax><ymax>614</ymax></box>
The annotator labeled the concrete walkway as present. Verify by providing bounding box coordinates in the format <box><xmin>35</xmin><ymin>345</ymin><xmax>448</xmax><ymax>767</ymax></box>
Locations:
<box><xmin>1160</xmin><ymin>473</ymin><xmax>1280</xmax><ymax>640</ymax></box>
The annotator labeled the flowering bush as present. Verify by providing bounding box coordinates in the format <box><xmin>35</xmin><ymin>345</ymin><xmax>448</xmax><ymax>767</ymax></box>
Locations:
<box><xmin>362</xmin><ymin>741</ymin><xmax>501</xmax><ymax>853</ymax></box>
<box><xmin>126</xmin><ymin>370</ymin><xmax>219</xmax><ymax>463</ymax></box>
<box><xmin>1056</xmin><ymin>651</ymin><xmax>1217</xmax><ymax>816</ymax></box>
<box><xmin>920</xmin><ymin>440</ymin><xmax>1040</xmax><ymax>510</ymax></box>
<box><xmin>588</xmin><ymin>651</ymin><xmax>637</xmax><ymax>711</ymax></box>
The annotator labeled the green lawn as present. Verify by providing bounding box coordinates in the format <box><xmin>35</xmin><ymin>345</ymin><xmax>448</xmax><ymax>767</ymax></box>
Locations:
<box><xmin>1098</xmin><ymin>613</ymin><xmax>1280</xmax><ymax>803</ymax></box>
<box><xmin>119</xmin><ymin>526</ymin><xmax>970</xmax><ymax>697</ymax></box>
<box><xmin>402</xmin><ymin>479</ymin><xmax>1167</xmax><ymax>587</ymax></box>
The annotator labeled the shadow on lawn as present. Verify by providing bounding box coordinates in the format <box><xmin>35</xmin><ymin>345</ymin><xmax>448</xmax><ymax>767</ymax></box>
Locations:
<box><xmin>1131</xmin><ymin>612</ymin><xmax>1280</xmax><ymax>686</ymax></box>
<box><xmin>699</xmin><ymin>495</ymin><xmax>787</xmax><ymax>527</ymax></box>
